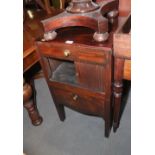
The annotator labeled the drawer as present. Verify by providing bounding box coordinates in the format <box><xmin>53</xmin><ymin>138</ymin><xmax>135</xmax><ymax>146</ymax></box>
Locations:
<box><xmin>37</xmin><ymin>42</ymin><xmax>110</xmax><ymax>65</ymax></box>
<box><xmin>51</xmin><ymin>85</ymin><xmax>105</xmax><ymax>116</ymax></box>
<box><xmin>77</xmin><ymin>49</ymin><xmax>109</xmax><ymax>65</ymax></box>
<box><xmin>37</xmin><ymin>42</ymin><xmax>76</xmax><ymax>61</ymax></box>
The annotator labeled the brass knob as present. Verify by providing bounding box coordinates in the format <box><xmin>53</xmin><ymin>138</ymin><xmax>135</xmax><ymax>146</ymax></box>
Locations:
<box><xmin>64</xmin><ymin>49</ymin><xmax>71</xmax><ymax>57</ymax></box>
<box><xmin>73</xmin><ymin>94</ymin><xmax>78</xmax><ymax>101</ymax></box>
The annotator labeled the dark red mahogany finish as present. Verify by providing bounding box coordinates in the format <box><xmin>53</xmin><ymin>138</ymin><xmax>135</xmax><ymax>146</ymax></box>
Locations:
<box><xmin>35</xmin><ymin>0</ymin><xmax>131</xmax><ymax>137</ymax></box>
<box><xmin>36</xmin><ymin>27</ymin><xmax>113</xmax><ymax>137</ymax></box>
<box><xmin>113</xmin><ymin>13</ymin><xmax>131</xmax><ymax>132</ymax></box>
<box><xmin>41</xmin><ymin>0</ymin><xmax>118</xmax><ymax>42</ymax></box>
<box><xmin>23</xmin><ymin>78</ymin><xmax>43</xmax><ymax>125</ymax></box>
<box><xmin>23</xmin><ymin>9</ymin><xmax>61</xmax><ymax>125</ymax></box>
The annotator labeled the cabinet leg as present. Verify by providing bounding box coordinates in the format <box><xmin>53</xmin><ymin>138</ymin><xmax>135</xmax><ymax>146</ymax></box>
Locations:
<box><xmin>105</xmin><ymin>121</ymin><xmax>111</xmax><ymax>138</ymax></box>
<box><xmin>54</xmin><ymin>104</ymin><xmax>66</xmax><ymax>121</ymax></box>
<box><xmin>104</xmin><ymin>101</ymin><xmax>112</xmax><ymax>138</ymax></box>
<box><xmin>113</xmin><ymin>91</ymin><xmax>122</xmax><ymax>132</ymax></box>
<box><xmin>113</xmin><ymin>58</ymin><xmax>124</xmax><ymax>132</ymax></box>
<box><xmin>23</xmin><ymin>79</ymin><xmax>43</xmax><ymax>126</ymax></box>
<box><xmin>50</xmin><ymin>88</ymin><xmax>66</xmax><ymax>121</ymax></box>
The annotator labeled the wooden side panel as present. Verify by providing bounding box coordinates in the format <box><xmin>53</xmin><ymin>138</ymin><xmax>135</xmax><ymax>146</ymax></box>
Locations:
<box><xmin>75</xmin><ymin>62</ymin><xmax>104</xmax><ymax>92</ymax></box>
<box><xmin>37</xmin><ymin>42</ymin><xmax>109</xmax><ymax>65</ymax></box>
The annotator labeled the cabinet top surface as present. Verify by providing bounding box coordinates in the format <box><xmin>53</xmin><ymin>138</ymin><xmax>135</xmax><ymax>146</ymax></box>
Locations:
<box><xmin>37</xmin><ymin>26</ymin><xmax>113</xmax><ymax>49</ymax></box>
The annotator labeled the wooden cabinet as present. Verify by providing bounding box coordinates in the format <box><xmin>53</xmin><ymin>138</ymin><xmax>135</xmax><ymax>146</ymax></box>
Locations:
<box><xmin>36</xmin><ymin>27</ymin><xmax>113</xmax><ymax>137</ymax></box>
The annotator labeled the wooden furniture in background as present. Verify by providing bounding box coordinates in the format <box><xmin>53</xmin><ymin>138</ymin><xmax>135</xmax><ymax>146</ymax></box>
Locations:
<box><xmin>24</xmin><ymin>0</ymin><xmax>66</xmax><ymax>14</ymax></box>
<box><xmin>35</xmin><ymin>0</ymin><xmax>66</xmax><ymax>13</ymax></box>
<box><xmin>23</xmin><ymin>9</ymin><xmax>62</xmax><ymax>125</ymax></box>
<box><xmin>23</xmin><ymin>9</ymin><xmax>51</xmax><ymax>72</ymax></box>
<box><xmin>23</xmin><ymin>78</ymin><xmax>43</xmax><ymax>125</ymax></box>
<box><xmin>51</xmin><ymin>0</ymin><xmax>66</xmax><ymax>9</ymax></box>
<box><xmin>113</xmin><ymin>13</ymin><xmax>131</xmax><ymax>131</ymax></box>
<box><xmin>35</xmin><ymin>0</ymin><xmax>52</xmax><ymax>14</ymax></box>
<box><xmin>23</xmin><ymin>10</ymin><xmax>44</xmax><ymax>125</ymax></box>
<box><xmin>94</xmin><ymin>2</ymin><xmax>131</xmax><ymax>132</ymax></box>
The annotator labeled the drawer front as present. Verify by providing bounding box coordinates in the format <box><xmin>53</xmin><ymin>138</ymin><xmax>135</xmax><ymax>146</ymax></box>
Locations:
<box><xmin>77</xmin><ymin>50</ymin><xmax>109</xmax><ymax>65</ymax></box>
<box><xmin>51</xmin><ymin>86</ymin><xmax>105</xmax><ymax>116</ymax></box>
<box><xmin>37</xmin><ymin>42</ymin><xmax>76</xmax><ymax>61</ymax></box>
<box><xmin>37</xmin><ymin>42</ymin><xmax>110</xmax><ymax>65</ymax></box>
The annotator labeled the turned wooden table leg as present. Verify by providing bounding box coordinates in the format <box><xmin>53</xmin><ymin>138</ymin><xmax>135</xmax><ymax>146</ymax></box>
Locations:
<box><xmin>113</xmin><ymin>58</ymin><xmax>124</xmax><ymax>132</ymax></box>
<box><xmin>23</xmin><ymin>79</ymin><xmax>43</xmax><ymax>126</ymax></box>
